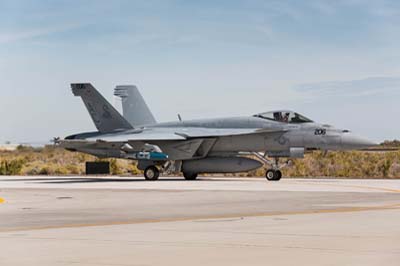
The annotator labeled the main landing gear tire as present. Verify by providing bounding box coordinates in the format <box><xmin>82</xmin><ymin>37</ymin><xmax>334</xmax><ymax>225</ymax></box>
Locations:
<box><xmin>266</xmin><ymin>169</ymin><xmax>282</xmax><ymax>181</ymax></box>
<box><xmin>144</xmin><ymin>166</ymin><xmax>160</xmax><ymax>181</ymax></box>
<box><xmin>183</xmin><ymin>172</ymin><xmax>198</xmax><ymax>180</ymax></box>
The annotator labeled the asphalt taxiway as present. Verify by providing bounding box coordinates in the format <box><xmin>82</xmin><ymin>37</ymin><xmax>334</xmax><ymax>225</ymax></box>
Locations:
<box><xmin>1</xmin><ymin>176</ymin><xmax>400</xmax><ymax>266</ymax></box>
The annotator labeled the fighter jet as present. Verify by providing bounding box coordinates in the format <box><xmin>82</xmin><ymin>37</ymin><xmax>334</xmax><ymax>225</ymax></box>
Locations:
<box><xmin>59</xmin><ymin>83</ymin><xmax>377</xmax><ymax>181</ymax></box>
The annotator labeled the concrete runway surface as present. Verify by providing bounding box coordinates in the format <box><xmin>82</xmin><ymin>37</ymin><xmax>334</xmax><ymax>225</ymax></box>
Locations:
<box><xmin>1</xmin><ymin>176</ymin><xmax>400</xmax><ymax>266</ymax></box>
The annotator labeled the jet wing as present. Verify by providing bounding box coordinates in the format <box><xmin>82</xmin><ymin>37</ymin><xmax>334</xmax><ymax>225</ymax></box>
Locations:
<box><xmin>173</xmin><ymin>127</ymin><xmax>287</xmax><ymax>138</ymax></box>
<box><xmin>79</xmin><ymin>127</ymin><xmax>285</xmax><ymax>142</ymax></box>
<box><xmin>59</xmin><ymin>127</ymin><xmax>286</xmax><ymax>161</ymax></box>
<box><xmin>85</xmin><ymin>131</ymin><xmax>186</xmax><ymax>142</ymax></box>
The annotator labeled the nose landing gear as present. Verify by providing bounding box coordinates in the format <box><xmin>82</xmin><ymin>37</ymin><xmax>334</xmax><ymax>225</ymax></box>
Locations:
<box><xmin>265</xmin><ymin>169</ymin><xmax>282</xmax><ymax>181</ymax></box>
<box><xmin>253</xmin><ymin>152</ymin><xmax>292</xmax><ymax>182</ymax></box>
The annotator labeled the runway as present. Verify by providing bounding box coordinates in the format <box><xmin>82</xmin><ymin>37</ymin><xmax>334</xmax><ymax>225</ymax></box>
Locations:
<box><xmin>1</xmin><ymin>176</ymin><xmax>400</xmax><ymax>266</ymax></box>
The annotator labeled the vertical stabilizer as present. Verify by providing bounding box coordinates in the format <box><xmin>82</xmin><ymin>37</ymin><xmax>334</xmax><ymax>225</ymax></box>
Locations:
<box><xmin>71</xmin><ymin>83</ymin><xmax>133</xmax><ymax>133</ymax></box>
<box><xmin>114</xmin><ymin>85</ymin><xmax>157</xmax><ymax>126</ymax></box>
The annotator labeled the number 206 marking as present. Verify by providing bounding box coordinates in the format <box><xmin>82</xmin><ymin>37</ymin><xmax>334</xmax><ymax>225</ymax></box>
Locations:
<box><xmin>315</xmin><ymin>129</ymin><xmax>326</xmax><ymax>135</ymax></box>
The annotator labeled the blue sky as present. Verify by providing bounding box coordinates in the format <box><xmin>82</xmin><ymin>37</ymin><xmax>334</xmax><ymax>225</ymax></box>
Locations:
<box><xmin>1</xmin><ymin>0</ymin><xmax>400</xmax><ymax>143</ymax></box>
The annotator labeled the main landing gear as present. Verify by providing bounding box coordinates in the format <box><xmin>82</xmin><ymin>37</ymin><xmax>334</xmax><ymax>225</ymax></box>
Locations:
<box><xmin>144</xmin><ymin>166</ymin><xmax>160</xmax><ymax>181</ymax></box>
<box><xmin>183</xmin><ymin>172</ymin><xmax>198</xmax><ymax>180</ymax></box>
<box><xmin>142</xmin><ymin>162</ymin><xmax>199</xmax><ymax>181</ymax></box>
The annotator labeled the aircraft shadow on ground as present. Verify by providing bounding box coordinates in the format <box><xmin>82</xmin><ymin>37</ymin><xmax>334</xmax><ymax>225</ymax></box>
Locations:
<box><xmin>0</xmin><ymin>177</ymin><xmax>231</xmax><ymax>184</ymax></box>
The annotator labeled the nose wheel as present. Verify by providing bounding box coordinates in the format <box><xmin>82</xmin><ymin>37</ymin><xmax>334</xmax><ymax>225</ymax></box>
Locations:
<box><xmin>252</xmin><ymin>152</ymin><xmax>290</xmax><ymax>182</ymax></box>
<box><xmin>266</xmin><ymin>169</ymin><xmax>282</xmax><ymax>181</ymax></box>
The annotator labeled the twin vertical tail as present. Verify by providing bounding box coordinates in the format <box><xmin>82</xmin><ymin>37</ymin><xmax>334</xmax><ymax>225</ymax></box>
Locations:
<box><xmin>71</xmin><ymin>83</ymin><xmax>133</xmax><ymax>133</ymax></box>
<box><xmin>114</xmin><ymin>85</ymin><xmax>157</xmax><ymax>126</ymax></box>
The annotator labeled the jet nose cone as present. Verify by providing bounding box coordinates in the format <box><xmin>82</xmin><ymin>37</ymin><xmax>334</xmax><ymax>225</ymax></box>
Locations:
<box><xmin>341</xmin><ymin>134</ymin><xmax>378</xmax><ymax>150</ymax></box>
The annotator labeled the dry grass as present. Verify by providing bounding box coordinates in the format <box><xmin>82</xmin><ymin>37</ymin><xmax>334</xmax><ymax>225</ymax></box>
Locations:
<box><xmin>0</xmin><ymin>146</ymin><xmax>140</xmax><ymax>176</ymax></box>
<box><xmin>284</xmin><ymin>150</ymin><xmax>400</xmax><ymax>178</ymax></box>
<box><xmin>0</xmin><ymin>145</ymin><xmax>399</xmax><ymax>178</ymax></box>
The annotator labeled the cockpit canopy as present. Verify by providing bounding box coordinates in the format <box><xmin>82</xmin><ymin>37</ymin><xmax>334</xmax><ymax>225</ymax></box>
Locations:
<box><xmin>254</xmin><ymin>111</ymin><xmax>313</xmax><ymax>124</ymax></box>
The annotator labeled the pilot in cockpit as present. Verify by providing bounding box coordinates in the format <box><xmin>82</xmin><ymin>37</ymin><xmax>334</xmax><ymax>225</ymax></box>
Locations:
<box><xmin>283</xmin><ymin>112</ymin><xmax>290</xmax><ymax>123</ymax></box>
<box><xmin>254</xmin><ymin>111</ymin><xmax>313</xmax><ymax>124</ymax></box>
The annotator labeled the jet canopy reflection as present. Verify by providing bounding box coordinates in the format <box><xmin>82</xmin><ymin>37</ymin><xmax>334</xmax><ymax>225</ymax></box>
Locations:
<box><xmin>254</xmin><ymin>111</ymin><xmax>313</xmax><ymax>124</ymax></box>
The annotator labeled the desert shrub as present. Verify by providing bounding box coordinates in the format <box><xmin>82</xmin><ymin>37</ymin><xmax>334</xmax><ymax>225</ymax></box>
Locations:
<box><xmin>247</xmin><ymin>167</ymin><xmax>265</xmax><ymax>177</ymax></box>
<box><xmin>127</xmin><ymin>162</ymin><xmax>142</xmax><ymax>175</ymax></box>
<box><xmin>109</xmin><ymin>159</ymin><xmax>123</xmax><ymax>175</ymax></box>
<box><xmin>378</xmin><ymin>159</ymin><xmax>392</xmax><ymax>178</ymax></box>
<box><xmin>54</xmin><ymin>166</ymin><xmax>69</xmax><ymax>175</ymax></box>
<box><xmin>38</xmin><ymin>167</ymin><xmax>51</xmax><ymax>175</ymax></box>
<box><xmin>23</xmin><ymin>154</ymin><xmax>34</xmax><ymax>162</ymax></box>
<box><xmin>76</xmin><ymin>153</ymin><xmax>89</xmax><ymax>163</ymax></box>
<box><xmin>0</xmin><ymin>159</ymin><xmax>25</xmax><ymax>175</ymax></box>
<box><xmin>16</xmin><ymin>145</ymin><xmax>34</xmax><ymax>152</ymax></box>
<box><xmin>389</xmin><ymin>163</ymin><xmax>400</xmax><ymax>178</ymax></box>
<box><xmin>2</xmin><ymin>142</ymin><xmax>400</xmax><ymax>178</ymax></box>
<box><xmin>26</xmin><ymin>167</ymin><xmax>40</xmax><ymax>175</ymax></box>
<box><xmin>66</xmin><ymin>164</ymin><xmax>81</xmax><ymax>175</ymax></box>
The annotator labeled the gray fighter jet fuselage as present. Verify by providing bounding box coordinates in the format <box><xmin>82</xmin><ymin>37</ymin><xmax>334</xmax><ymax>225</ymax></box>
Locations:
<box><xmin>60</xmin><ymin>83</ymin><xmax>376</xmax><ymax>181</ymax></box>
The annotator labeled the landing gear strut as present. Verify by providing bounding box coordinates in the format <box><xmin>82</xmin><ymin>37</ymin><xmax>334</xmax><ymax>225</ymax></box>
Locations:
<box><xmin>144</xmin><ymin>166</ymin><xmax>160</xmax><ymax>181</ymax></box>
<box><xmin>252</xmin><ymin>153</ymin><xmax>292</xmax><ymax>182</ymax></box>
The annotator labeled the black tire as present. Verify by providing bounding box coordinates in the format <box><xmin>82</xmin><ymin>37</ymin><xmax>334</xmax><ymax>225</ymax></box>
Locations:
<box><xmin>144</xmin><ymin>166</ymin><xmax>160</xmax><ymax>181</ymax></box>
<box><xmin>266</xmin><ymin>170</ymin><xmax>276</xmax><ymax>181</ymax></box>
<box><xmin>183</xmin><ymin>172</ymin><xmax>198</xmax><ymax>180</ymax></box>
<box><xmin>274</xmin><ymin>170</ymin><xmax>282</xmax><ymax>181</ymax></box>
<box><xmin>266</xmin><ymin>169</ymin><xmax>282</xmax><ymax>181</ymax></box>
